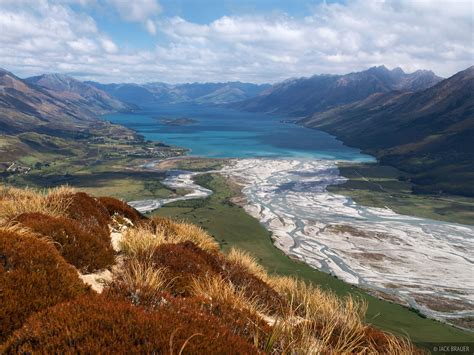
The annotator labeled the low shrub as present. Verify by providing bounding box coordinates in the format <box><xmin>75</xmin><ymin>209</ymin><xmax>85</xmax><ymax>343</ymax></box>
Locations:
<box><xmin>0</xmin><ymin>227</ymin><xmax>89</xmax><ymax>342</ymax></box>
<box><xmin>2</xmin><ymin>295</ymin><xmax>260</xmax><ymax>354</ymax></box>
<box><xmin>98</xmin><ymin>196</ymin><xmax>145</xmax><ymax>225</ymax></box>
<box><xmin>62</xmin><ymin>192</ymin><xmax>111</xmax><ymax>242</ymax></box>
<box><xmin>15</xmin><ymin>212</ymin><xmax>115</xmax><ymax>273</ymax></box>
<box><xmin>223</xmin><ymin>260</ymin><xmax>285</xmax><ymax>315</ymax></box>
<box><xmin>147</xmin><ymin>241</ymin><xmax>223</xmax><ymax>295</ymax></box>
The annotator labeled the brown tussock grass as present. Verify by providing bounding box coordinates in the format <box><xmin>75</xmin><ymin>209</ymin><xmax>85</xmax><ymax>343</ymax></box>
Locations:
<box><xmin>121</xmin><ymin>218</ymin><xmax>220</xmax><ymax>257</ymax></box>
<box><xmin>0</xmin><ymin>185</ymin><xmax>75</xmax><ymax>222</ymax></box>
<box><xmin>150</xmin><ymin>216</ymin><xmax>220</xmax><ymax>253</ymax></box>
<box><xmin>267</xmin><ymin>276</ymin><xmax>417</xmax><ymax>354</ymax></box>
<box><xmin>226</xmin><ymin>248</ymin><xmax>270</xmax><ymax>283</ymax></box>
<box><xmin>119</xmin><ymin>224</ymin><xmax>166</xmax><ymax>257</ymax></box>
<box><xmin>190</xmin><ymin>275</ymin><xmax>269</xmax><ymax>317</ymax></box>
<box><xmin>114</xmin><ymin>259</ymin><xmax>170</xmax><ymax>293</ymax></box>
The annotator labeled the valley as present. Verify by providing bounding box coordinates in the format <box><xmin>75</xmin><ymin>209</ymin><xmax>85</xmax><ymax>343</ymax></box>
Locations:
<box><xmin>2</xmin><ymin>1</ymin><xmax>472</xmax><ymax>352</ymax></box>
<box><xmin>143</xmin><ymin>160</ymin><xmax>473</xmax><ymax>344</ymax></box>
<box><xmin>1</xmin><ymin>65</ymin><xmax>473</xmax><ymax>347</ymax></box>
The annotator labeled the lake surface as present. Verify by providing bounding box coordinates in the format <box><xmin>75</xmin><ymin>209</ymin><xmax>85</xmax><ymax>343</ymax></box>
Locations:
<box><xmin>103</xmin><ymin>103</ymin><xmax>374</xmax><ymax>161</ymax></box>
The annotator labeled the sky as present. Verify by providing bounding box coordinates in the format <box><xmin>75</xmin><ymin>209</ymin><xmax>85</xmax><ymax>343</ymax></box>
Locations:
<box><xmin>0</xmin><ymin>0</ymin><xmax>472</xmax><ymax>84</ymax></box>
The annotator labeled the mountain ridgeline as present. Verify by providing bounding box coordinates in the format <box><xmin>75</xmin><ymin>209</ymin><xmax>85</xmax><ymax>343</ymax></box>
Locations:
<box><xmin>0</xmin><ymin>69</ymin><xmax>132</xmax><ymax>135</ymax></box>
<box><xmin>26</xmin><ymin>74</ymin><xmax>131</xmax><ymax>116</ymax></box>
<box><xmin>87</xmin><ymin>81</ymin><xmax>271</xmax><ymax>106</ymax></box>
<box><xmin>234</xmin><ymin>65</ymin><xmax>473</xmax><ymax>197</ymax></box>
<box><xmin>233</xmin><ymin>66</ymin><xmax>442</xmax><ymax>116</ymax></box>
<box><xmin>300</xmin><ymin>66</ymin><xmax>474</xmax><ymax>196</ymax></box>
<box><xmin>1</xmin><ymin>65</ymin><xmax>472</xmax><ymax>196</ymax></box>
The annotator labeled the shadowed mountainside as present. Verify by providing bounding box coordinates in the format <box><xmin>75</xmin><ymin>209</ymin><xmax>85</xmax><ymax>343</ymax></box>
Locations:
<box><xmin>232</xmin><ymin>66</ymin><xmax>442</xmax><ymax>116</ymax></box>
<box><xmin>0</xmin><ymin>69</ymin><xmax>133</xmax><ymax>136</ymax></box>
<box><xmin>301</xmin><ymin>66</ymin><xmax>474</xmax><ymax>196</ymax></box>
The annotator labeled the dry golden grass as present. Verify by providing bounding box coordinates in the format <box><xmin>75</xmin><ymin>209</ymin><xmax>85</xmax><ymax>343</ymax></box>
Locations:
<box><xmin>226</xmin><ymin>248</ymin><xmax>270</xmax><ymax>283</ymax></box>
<box><xmin>0</xmin><ymin>185</ymin><xmax>75</xmax><ymax>223</ymax></box>
<box><xmin>120</xmin><ymin>218</ymin><xmax>220</xmax><ymax>258</ymax></box>
<box><xmin>113</xmin><ymin>259</ymin><xmax>169</xmax><ymax>293</ymax></box>
<box><xmin>268</xmin><ymin>276</ymin><xmax>417</xmax><ymax>354</ymax></box>
<box><xmin>119</xmin><ymin>224</ymin><xmax>166</xmax><ymax>257</ymax></box>
<box><xmin>0</xmin><ymin>223</ymin><xmax>38</xmax><ymax>239</ymax></box>
<box><xmin>117</xmin><ymin>219</ymin><xmax>416</xmax><ymax>354</ymax></box>
<box><xmin>190</xmin><ymin>275</ymin><xmax>269</xmax><ymax>317</ymax></box>
<box><xmin>151</xmin><ymin>216</ymin><xmax>220</xmax><ymax>253</ymax></box>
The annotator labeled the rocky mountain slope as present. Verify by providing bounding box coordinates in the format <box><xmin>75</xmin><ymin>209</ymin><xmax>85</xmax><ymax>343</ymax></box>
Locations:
<box><xmin>234</xmin><ymin>66</ymin><xmax>442</xmax><ymax>116</ymax></box>
<box><xmin>26</xmin><ymin>73</ymin><xmax>131</xmax><ymax>116</ymax></box>
<box><xmin>0</xmin><ymin>69</ymin><xmax>96</xmax><ymax>134</ymax></box>
<box><xmin>301</xmin><ymin>66</ymin><xmax>474</xmax><ymax>196</ymax></box>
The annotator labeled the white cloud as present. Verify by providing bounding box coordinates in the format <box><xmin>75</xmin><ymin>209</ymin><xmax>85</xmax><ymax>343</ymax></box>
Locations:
<box><xmin>106</xmin><ymin>0</ymin><xmax>161</xmax><ymax>22</ymax></box>
<box><xmin>106</xmin><ymin>0</ymin><xmax>161</xmax><ymax>34</ymax></box>
<box><xmin>0</xmin><ymin>0</ymin><xmax>472</xmax><ymax>83</ymax></box>
<box><xmin>145</xmin><ymin>19</ymin><xmax>157</xmax><ymax>35</ymax></box>
<box><xmin>100</xmin><ymin>37</ymin><xmax>119</xmax><ymax>53</ymax></box>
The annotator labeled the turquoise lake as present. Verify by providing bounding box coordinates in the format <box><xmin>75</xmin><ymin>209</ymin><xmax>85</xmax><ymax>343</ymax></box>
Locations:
<box><xmin>103</xmin><ymin>103</ymin><xmax>374</xmax><ymax>162</ymax></box>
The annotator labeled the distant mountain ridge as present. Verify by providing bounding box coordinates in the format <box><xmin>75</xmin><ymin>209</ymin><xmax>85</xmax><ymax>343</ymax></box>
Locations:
<box><xmin>233</xmin><ymin>66</ymin><xmax>442</xmax><ymax>116</ymax></box>
<box><xmin>26</xmin><ymin>73</ymin><xmax>131</xmax><ymax>116</ymax></box>
<box><xmin>87</xmin><ymin>81</ymin><xmax>271</xmax><ymax>106</ymax></box>
<box><xmin>0</xmin><ymin>69</ymin><xmax>96</xmax><ymax>134</ymax></box>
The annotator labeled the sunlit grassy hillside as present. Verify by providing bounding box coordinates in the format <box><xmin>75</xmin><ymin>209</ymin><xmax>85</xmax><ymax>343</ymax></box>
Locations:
<box><xmin>0</xmin><ymin>185</ymin><xmax>418</xmax><ymax>353</ymax></box>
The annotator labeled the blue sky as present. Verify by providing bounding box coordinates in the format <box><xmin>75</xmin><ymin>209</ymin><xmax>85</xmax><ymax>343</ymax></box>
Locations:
<box><xmin>0</xmin><ymin>0</ymin><xmax>472</xmax><ymax>83</ymax></box>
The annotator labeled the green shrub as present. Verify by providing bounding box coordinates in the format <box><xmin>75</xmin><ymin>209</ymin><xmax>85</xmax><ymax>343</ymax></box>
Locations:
<box><xmin>2</xmin><ymin>295</ymin><xmax>260</xmax><ymax>354</ymax></box>
<box><xmin>0</xmin><ymin>228</ymin><xmax>89</xmax><ymax>342</ymax></box>
<box><xmin>15</xmin><ymin>213</ymin><xmax>115</xmax><ymax>273</ymax></box>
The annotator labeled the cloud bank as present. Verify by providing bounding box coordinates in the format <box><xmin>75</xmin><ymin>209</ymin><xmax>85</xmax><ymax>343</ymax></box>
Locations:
<box><xmin>0</xmin><ymin>0</ymin><xmax>472</xmax><ymax>83</ymax></box>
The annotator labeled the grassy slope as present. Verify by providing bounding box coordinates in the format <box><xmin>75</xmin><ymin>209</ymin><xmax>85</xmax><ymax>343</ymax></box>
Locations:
<box><xmin>1</xmin><ymin>133</ymin><xmax>180</xmax><ymax>201</ymax></box>
<box><xmin>153</xmin><ymin>173</ymin><xmax>473</xmax><ymax>344</ymax></box>
<box><xmin>329</xmin><ymin>163</ymin><xmax>474</xmax><ymax>226</ymax></box>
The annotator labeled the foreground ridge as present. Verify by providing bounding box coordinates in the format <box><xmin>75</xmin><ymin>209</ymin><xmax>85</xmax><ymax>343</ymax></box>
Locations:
<box><xmin>0</xmin><ymin>185</ymin><xmax>418</xmax><ymax>353</ymax></box>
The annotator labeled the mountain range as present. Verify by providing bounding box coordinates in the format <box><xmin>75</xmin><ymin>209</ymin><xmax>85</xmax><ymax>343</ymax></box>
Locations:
<box><xmin>87</xmin><ymin>81</ymin><xmax>271</xmax><ymax>106</ymax></box>
<box><xmin>232</xmin><ymin>65</ymin><xmax>472</xmax><ymax>196</ymax></box>
<box><xmin>233</xmin><ymin>66</ymin><xmax>442</xmax><ymax>116</ymax></box>
<box><xmin>26</xmin><ymin>74</ymin><xmax>130</xmax><ymax>116</ymax></box>
<box><xmin>0</xmin><ymin>69</ymin><xmax>95</xmax><ymax>134</ymax></box>
<box><xmin>300</xmin><ymin>66</ymin><xmax>474</xmax><ymax>196</ymax></box>
<box><xmin>1</xmin><ymin>65</ymin><xmax>472</xmax><ymax>196</ymax></box>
